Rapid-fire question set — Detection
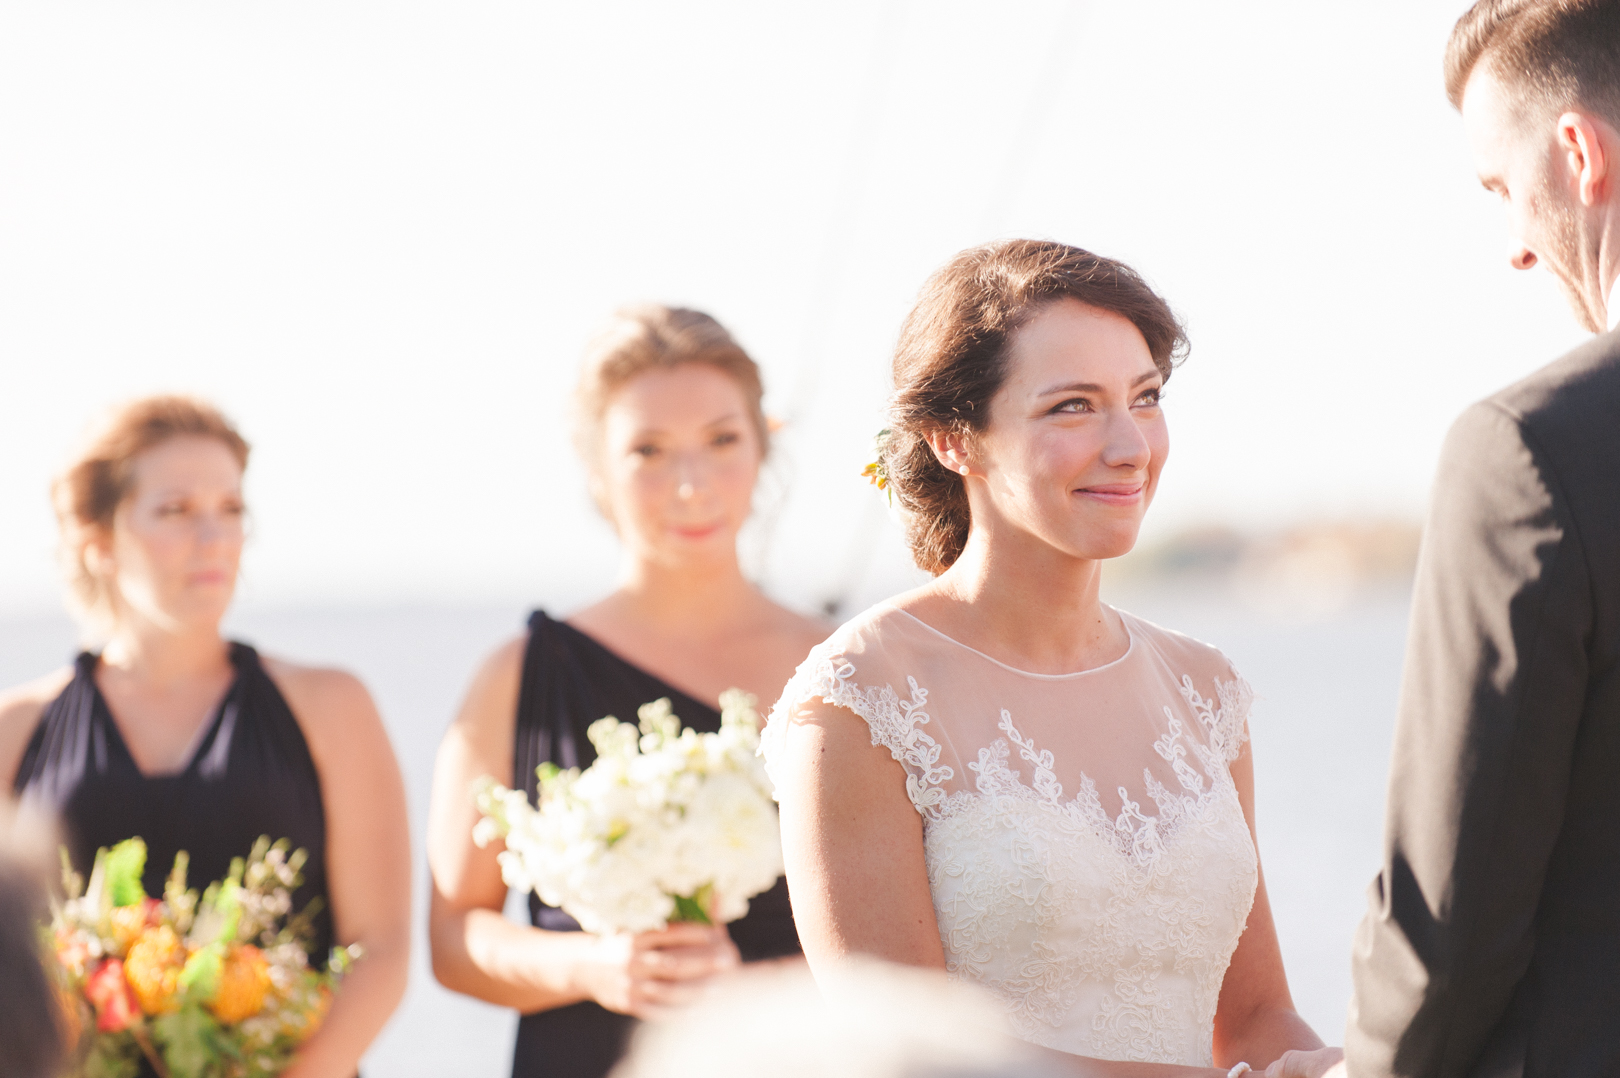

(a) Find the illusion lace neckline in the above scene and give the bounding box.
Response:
[882,604,1138,681]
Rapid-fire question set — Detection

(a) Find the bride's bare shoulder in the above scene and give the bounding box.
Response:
[1117,609,1241,680]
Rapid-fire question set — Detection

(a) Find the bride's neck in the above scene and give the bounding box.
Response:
[925,525,1122,675]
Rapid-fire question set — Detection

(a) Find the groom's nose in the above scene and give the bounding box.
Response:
[1511,244,1538,271]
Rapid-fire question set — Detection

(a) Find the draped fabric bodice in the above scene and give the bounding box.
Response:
[764,604,1258,1067]
[12,644,334,964]
[510,611,801,1078]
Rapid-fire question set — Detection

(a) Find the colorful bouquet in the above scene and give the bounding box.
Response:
[47,835,357,1078]
[474,689,783,935]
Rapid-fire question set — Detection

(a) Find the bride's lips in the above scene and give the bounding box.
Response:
[1074,481,1146,506]
[671,522,725,540]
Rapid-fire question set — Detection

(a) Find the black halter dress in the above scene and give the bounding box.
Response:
[12,643,335,964]
[510,611,801,1078]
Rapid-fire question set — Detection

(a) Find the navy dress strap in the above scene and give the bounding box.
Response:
[13,643,334,963]
[509,610,800,1078]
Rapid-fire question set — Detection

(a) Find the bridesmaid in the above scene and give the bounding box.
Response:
[0,396,410,1078]
[428,305,826,1078]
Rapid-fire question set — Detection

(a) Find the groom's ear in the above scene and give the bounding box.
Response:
[1555,110,1614,207]
[925,429,974,478]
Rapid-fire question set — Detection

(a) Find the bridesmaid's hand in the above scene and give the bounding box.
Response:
[578,923,741,1020]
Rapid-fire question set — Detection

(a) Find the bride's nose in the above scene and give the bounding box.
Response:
[1100,409,1152,470]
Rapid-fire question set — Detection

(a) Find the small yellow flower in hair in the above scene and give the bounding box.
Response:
[860,460,888,491]
[862,429,893,503]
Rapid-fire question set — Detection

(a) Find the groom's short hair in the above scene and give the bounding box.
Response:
[1445,0,1620,124]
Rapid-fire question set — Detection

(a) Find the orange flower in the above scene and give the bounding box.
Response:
[108,897,163,954]
[124,926,185,1016]
[208,945,272,1024]
[84,958,140,1033]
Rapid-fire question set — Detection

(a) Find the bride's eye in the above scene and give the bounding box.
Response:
[1052,397,1091,415]
[1134,388,1163,408]
[632,443,661,459]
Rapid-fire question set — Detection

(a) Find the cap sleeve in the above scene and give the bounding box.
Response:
[762,630,955,818]
[1171,649,1253,768]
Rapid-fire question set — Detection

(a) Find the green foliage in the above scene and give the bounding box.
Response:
[165,852,196,935]
[671,883,714,926]
[104,838,148,909]
[80,1034,141,1078]
[179,941,224,1002]
[328,941,363,975]
[192,877,243,951]
[153,1006,231,1078]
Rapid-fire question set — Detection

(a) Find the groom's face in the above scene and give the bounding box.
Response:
[1462,68,1604,332]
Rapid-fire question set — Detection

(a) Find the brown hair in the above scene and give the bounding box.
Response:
[1445,0,1620,121]
[0,830,64,1078]
[572,305,769,515]
[880,239,1187,576]
[52,396,250,627]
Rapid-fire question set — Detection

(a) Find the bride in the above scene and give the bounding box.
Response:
[763,240,1341,1077]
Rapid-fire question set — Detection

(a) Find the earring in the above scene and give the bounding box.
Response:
[959,466,970,476]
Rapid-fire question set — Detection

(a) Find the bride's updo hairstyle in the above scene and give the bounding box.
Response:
[572,304,770,517]
[883,239,1187,575]
[52,396,250,629]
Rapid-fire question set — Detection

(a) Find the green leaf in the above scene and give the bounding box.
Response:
[81,1033,142,1078]
[153,1005,229,1078]
[670,888,713,926]
[104,838,148,908]
[179,941,224,1002]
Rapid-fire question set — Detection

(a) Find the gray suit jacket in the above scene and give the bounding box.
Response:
[1346,331,1620,1077]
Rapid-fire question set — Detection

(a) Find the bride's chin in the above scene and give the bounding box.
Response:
[1065,526,1143,562]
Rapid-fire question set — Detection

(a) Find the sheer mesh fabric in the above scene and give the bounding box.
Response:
[764,604,1259,1066]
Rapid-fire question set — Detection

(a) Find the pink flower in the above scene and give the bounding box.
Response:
[84,958,140,1033]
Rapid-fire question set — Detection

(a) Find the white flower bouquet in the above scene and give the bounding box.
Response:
[472,689,783,935]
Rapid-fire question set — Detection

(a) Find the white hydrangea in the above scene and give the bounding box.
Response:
[473,689,784,936]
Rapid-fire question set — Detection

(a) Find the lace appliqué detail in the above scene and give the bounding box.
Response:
[958,673,1252,868]
[933,676,1257,1066]
[763,651,954,814]
[762,647,1260,1068]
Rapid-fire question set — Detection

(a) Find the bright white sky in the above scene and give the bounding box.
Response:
[0,1,1590,616]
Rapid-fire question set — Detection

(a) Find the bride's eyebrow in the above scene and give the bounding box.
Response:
[1038,370,1161,396]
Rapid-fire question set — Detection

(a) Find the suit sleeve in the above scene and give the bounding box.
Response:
[1345,401,1592,1078]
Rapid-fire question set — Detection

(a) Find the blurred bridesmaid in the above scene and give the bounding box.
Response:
[428,306,825,1078]
[0,396,410,1078]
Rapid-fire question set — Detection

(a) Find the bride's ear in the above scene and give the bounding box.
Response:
[925,430,974,478]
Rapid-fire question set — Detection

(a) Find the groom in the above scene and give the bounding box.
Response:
[1341,2,1620,1076]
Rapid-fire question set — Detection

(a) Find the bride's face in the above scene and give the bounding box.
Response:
[597,363,762,569]
[969,298,1167,561]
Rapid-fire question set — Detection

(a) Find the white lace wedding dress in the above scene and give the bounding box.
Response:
[763,604,1258,1067]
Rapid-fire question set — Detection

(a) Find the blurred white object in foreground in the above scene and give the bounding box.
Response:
[611,958,1070,1078]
